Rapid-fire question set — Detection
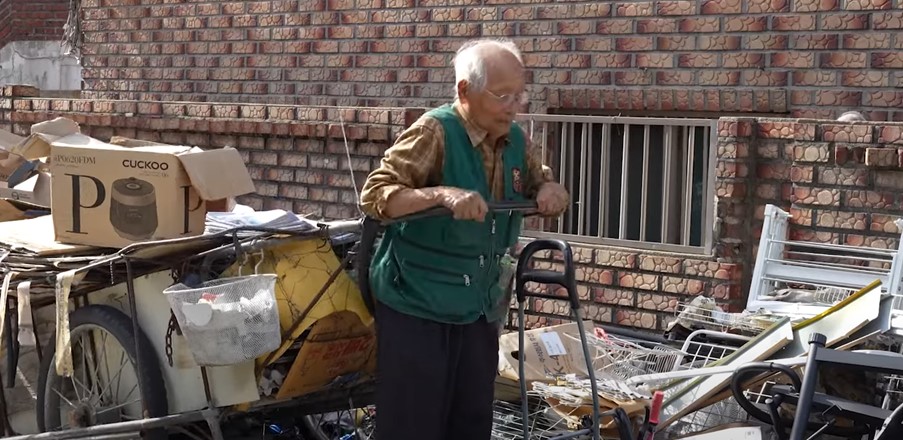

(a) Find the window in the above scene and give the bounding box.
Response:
[519,114,718,254]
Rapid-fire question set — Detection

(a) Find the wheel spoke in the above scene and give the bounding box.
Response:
[39,306,168,439]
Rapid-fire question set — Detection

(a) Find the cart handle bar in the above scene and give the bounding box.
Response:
[382,200,539,226]
[515,238,580,310]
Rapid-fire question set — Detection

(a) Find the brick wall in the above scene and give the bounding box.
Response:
[3,90,903,330]
[79,0,903,120]
[0,0,70,48]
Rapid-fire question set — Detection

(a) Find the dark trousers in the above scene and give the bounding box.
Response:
[375,300,498,440]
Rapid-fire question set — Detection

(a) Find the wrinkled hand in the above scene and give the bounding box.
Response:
[439,187,488,222]
[536,182,569,217]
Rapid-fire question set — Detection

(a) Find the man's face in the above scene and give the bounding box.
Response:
[462,57,527,139]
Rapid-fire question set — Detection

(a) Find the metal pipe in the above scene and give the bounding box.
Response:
[577,122,588,236]
[661,127,673,243]
[122,258,147,419]
[2,412,206,440]
[574,312,602,440]
[584,123,594,235]
[558,122,568,235]
[682,127,695,246]
[618,124,630,240]
[598,123,611,237]
[640,125,650,241]
[788,333,827,440]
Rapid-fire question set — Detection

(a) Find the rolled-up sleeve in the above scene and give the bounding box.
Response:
[359,118,444,220]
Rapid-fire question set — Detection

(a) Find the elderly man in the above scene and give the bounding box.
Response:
[359,38,569,439]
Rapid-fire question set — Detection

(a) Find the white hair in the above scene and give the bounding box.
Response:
[453,39,524,99]
[837,111,867,122]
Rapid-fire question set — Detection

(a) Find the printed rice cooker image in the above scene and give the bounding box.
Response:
[110,177,159,240]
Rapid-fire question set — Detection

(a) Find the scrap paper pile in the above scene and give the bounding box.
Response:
[205,209,319,237]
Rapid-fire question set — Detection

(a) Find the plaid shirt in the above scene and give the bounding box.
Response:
[360,103,551,220]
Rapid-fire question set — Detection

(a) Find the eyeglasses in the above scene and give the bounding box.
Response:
[484,89,528,107]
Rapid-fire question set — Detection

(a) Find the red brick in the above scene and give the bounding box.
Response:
[723,53,764,68]
[679,17,720,32]
[821,13,869,30]
[701,0,741,14]
[593,54,632,68]
[699,71,740,86]
[793,71,837,86]
[616,2,653,16]
[747,0,790,12]
[820,52,868,68]
[698,36,740,51]
[657,1,695,15]
[842,33,892,49]
[746,35,788,50]
[873,52,903,69]
[815,91,862,107]
[724,16,767,32]
[655,71,695,86]
[615,36,654,51]
[844,0,892,9]
[637,18,678,33]
[635,53,674,68]
[792,34,839,50]
[772,15,817,31]
[656,36,695,50]
[597,19,634,34]
[796,0,839,11]
[866,91,903,108]
[874,11,903,29]
[841,71,890,87]
[678,53,719,68]
[771,52,816,68]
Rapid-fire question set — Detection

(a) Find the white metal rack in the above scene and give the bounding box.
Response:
[746,204,903,335]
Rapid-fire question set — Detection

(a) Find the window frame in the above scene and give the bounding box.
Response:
[516,113,720,256]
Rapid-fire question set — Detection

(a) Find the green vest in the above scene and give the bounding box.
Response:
[369,104,527,324]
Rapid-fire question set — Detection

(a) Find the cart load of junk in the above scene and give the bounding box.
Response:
[0,117,896,440]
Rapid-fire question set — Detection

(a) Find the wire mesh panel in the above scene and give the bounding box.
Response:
[492,399,587,440]
[658,331,753,438]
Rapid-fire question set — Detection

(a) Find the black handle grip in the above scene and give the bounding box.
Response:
[515,238,580,310]
[382,200,538,226]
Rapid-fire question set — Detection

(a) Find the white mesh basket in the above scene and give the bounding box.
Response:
[163,274,281,367]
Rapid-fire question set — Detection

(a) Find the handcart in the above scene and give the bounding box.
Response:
[0,216,375,440]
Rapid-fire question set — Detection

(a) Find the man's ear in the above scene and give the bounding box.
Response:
[456,80,469,101]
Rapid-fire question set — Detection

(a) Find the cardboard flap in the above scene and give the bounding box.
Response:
[0,128,24,151]
[176,147,255,201]
[12,117,81,160]
[0,129,28,185]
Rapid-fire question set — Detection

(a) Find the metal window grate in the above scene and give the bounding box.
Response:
[517,114,718,255]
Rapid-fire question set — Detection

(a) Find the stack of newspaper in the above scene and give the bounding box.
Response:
[204,209,318,237]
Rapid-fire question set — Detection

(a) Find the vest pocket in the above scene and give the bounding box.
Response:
[402,258,473,287]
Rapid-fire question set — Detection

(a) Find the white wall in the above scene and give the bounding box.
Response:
[0,40,81,91]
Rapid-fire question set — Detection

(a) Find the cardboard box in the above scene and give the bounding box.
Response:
[40,120,256,248]
[0,171,51,208]
[498,321,606,384]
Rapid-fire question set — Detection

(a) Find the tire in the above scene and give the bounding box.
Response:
[36,304,169,439]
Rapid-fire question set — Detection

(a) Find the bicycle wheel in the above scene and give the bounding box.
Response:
[36,304,169,439]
